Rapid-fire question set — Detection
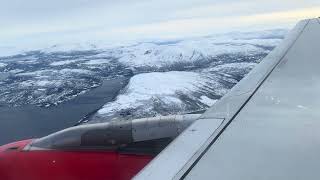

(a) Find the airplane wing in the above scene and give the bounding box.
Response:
[134,18,320,179]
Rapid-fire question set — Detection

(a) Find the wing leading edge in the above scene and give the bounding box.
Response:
[134,18,320,180]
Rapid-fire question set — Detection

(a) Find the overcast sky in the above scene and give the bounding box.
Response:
[1,0,320,46]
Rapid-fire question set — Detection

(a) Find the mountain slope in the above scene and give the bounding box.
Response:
[0,29,286,122]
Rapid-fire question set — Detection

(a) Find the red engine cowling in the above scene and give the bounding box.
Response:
[0,114,200,180]
[0,139,153,180]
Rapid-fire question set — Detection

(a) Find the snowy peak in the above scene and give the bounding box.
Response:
[0,29,287,58]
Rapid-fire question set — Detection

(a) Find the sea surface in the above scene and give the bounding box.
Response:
[0,77,128,145]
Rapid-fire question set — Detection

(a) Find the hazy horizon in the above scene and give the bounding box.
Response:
[1,0,319,47]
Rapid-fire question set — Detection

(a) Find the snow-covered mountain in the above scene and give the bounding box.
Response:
[91,62,256,122]
[0,29,287,121]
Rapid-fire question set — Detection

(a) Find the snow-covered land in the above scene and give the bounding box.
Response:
[110,36,281,70]
[0,29,287,120]
[95,71,214,120]
[92,62,256,121]
[0,63,7,67]
[49,60,80,66]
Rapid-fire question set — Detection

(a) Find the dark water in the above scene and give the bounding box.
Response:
[0,77,128,145]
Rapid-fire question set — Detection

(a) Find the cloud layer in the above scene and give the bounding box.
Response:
[1,0,319,46]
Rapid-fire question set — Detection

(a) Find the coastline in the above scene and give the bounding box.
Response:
[0,77,128,145]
